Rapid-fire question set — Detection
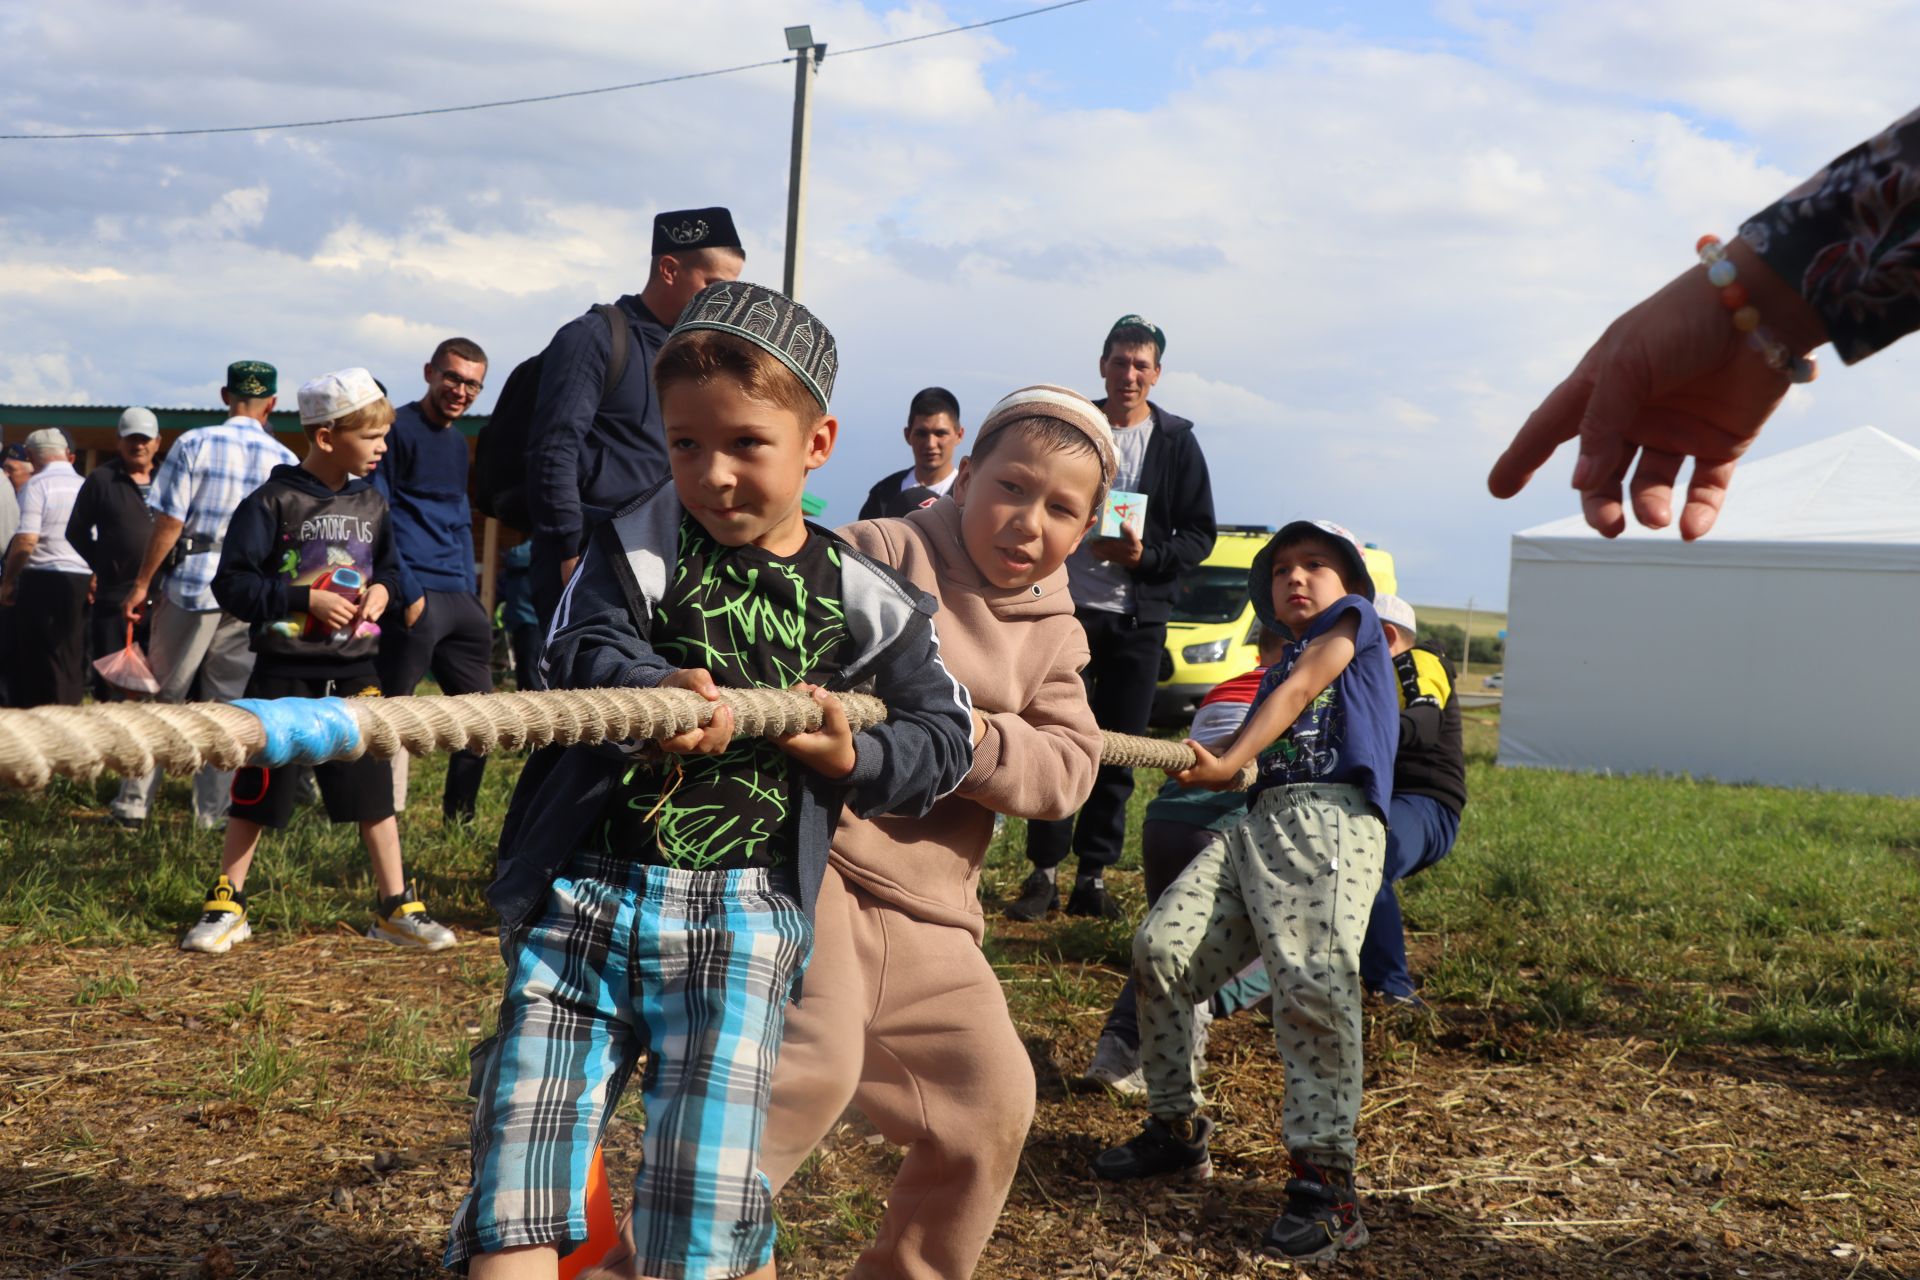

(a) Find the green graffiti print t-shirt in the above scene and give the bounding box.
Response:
[600,514,853,876]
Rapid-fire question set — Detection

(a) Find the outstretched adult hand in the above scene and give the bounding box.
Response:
[1487,239,1825,540]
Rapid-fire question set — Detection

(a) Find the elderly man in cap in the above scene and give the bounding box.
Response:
[110,362,299,830]
[1,429,91,706]
[1010,314,1217,921]
[525,205,745,624]
[68,407,160,701]
[373,337,496,823]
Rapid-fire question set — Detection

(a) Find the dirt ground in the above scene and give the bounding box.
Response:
[2,931,1916,1280]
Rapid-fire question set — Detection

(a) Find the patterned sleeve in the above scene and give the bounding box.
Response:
[1739,106,1920,364]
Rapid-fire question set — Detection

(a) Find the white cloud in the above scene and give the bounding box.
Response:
[0,352,92,404]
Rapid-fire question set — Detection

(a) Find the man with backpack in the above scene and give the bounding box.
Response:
[373,338,495,823]
[497,206,745,627]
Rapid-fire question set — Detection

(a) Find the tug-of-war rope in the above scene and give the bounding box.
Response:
[0,688,1252,793]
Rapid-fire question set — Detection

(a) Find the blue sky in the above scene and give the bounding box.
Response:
[3,1,1918,607]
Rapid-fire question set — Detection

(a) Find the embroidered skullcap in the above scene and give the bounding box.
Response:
[671,281,838,409]
[652,207,743,258]
[297,367,385,426]
[224,360,277,397]
[974,384,1117,483]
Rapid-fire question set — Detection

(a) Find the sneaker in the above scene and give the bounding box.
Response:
[1091,1113,1214,1181]
[1262,1159,1368,1262]
[180,876,252,954]
[1065,879,1122,919]
[105,814,144,831]
[367,883,457,951]
[1003,869,1060,921]
[1082,1030,1146,1096]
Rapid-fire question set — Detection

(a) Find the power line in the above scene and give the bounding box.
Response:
[0,0,1093,142]
[832,0,1090,57]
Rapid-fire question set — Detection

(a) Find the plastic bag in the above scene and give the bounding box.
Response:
[93,623,161,697]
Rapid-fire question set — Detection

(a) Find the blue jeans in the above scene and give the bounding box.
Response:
[1358,794,1461,999]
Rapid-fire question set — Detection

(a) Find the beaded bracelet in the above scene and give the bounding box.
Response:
[1695,235,1816,384]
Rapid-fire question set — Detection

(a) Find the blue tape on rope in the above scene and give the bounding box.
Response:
[232,696,364,766]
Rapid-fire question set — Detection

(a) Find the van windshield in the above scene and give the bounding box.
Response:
[1171,565,1249,625]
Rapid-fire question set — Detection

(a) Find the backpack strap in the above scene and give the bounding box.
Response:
[592,302,632,405]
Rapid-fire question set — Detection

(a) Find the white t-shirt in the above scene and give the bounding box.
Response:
[1067,416,1153,614]
[17,461,90,575]
[901,469,958,497]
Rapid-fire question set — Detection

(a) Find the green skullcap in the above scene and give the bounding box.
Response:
[224,360,277,398]
[1107,314,1166,358]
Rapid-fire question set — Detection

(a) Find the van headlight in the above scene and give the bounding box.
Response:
[1182,638,1232,664]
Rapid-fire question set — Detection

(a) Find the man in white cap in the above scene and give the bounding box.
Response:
[68,407,161,700]
[111,361,299,829]
[1,429,91,705]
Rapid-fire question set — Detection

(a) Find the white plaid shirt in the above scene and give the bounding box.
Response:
[149,415,298,611]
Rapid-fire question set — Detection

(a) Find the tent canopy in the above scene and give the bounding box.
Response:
[1513,426,1920,569]
[1501,426,1920,796]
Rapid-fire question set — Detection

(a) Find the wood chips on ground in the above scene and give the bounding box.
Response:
[1,932,1916,1279]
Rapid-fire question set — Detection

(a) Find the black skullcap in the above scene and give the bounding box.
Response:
[673,281,838,409]
[652,207,743,258]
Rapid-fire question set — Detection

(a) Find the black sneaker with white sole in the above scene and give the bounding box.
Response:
[1262,1159,1368,1261]
[1091,1113,1215,1181]
[1064,879,1122,919]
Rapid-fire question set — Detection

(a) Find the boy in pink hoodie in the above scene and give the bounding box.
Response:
[760,386,1116,1279]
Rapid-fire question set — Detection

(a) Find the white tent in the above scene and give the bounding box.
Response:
[1500,426,1920,796]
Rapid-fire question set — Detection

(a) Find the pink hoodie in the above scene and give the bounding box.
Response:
[832,497,1100,941]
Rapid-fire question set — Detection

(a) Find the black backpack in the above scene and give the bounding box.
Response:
[474,302,632,531]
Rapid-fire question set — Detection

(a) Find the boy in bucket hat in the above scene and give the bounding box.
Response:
[1092,519,1397,1264]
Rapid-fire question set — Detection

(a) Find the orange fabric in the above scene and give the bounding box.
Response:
[557,1146,619,1279]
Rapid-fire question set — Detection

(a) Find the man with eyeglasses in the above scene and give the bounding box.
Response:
[372,337,496,824]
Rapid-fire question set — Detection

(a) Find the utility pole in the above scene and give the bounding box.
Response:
[1462,595,1474,682]
[782,25,826,299]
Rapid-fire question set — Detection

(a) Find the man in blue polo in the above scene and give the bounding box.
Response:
[524,206,744,624]
[113,361,298,829]
[374,337,496,823]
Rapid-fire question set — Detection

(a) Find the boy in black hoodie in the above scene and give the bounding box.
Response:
[187,369,455,955]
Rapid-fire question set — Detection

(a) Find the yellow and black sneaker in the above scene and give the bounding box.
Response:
[367,882,456,951]
[180,875,252,954]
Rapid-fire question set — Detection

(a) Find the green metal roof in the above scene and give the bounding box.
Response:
[0,404,488,437]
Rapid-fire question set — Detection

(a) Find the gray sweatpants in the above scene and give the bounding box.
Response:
[1133,782,1385,1171]
[109,597,256,826]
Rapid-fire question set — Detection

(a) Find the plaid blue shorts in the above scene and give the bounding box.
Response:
[445,853,812,1279]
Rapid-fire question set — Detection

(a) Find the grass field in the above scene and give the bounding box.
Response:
[1409,603,1508,637]
[2,706,1917,1276]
